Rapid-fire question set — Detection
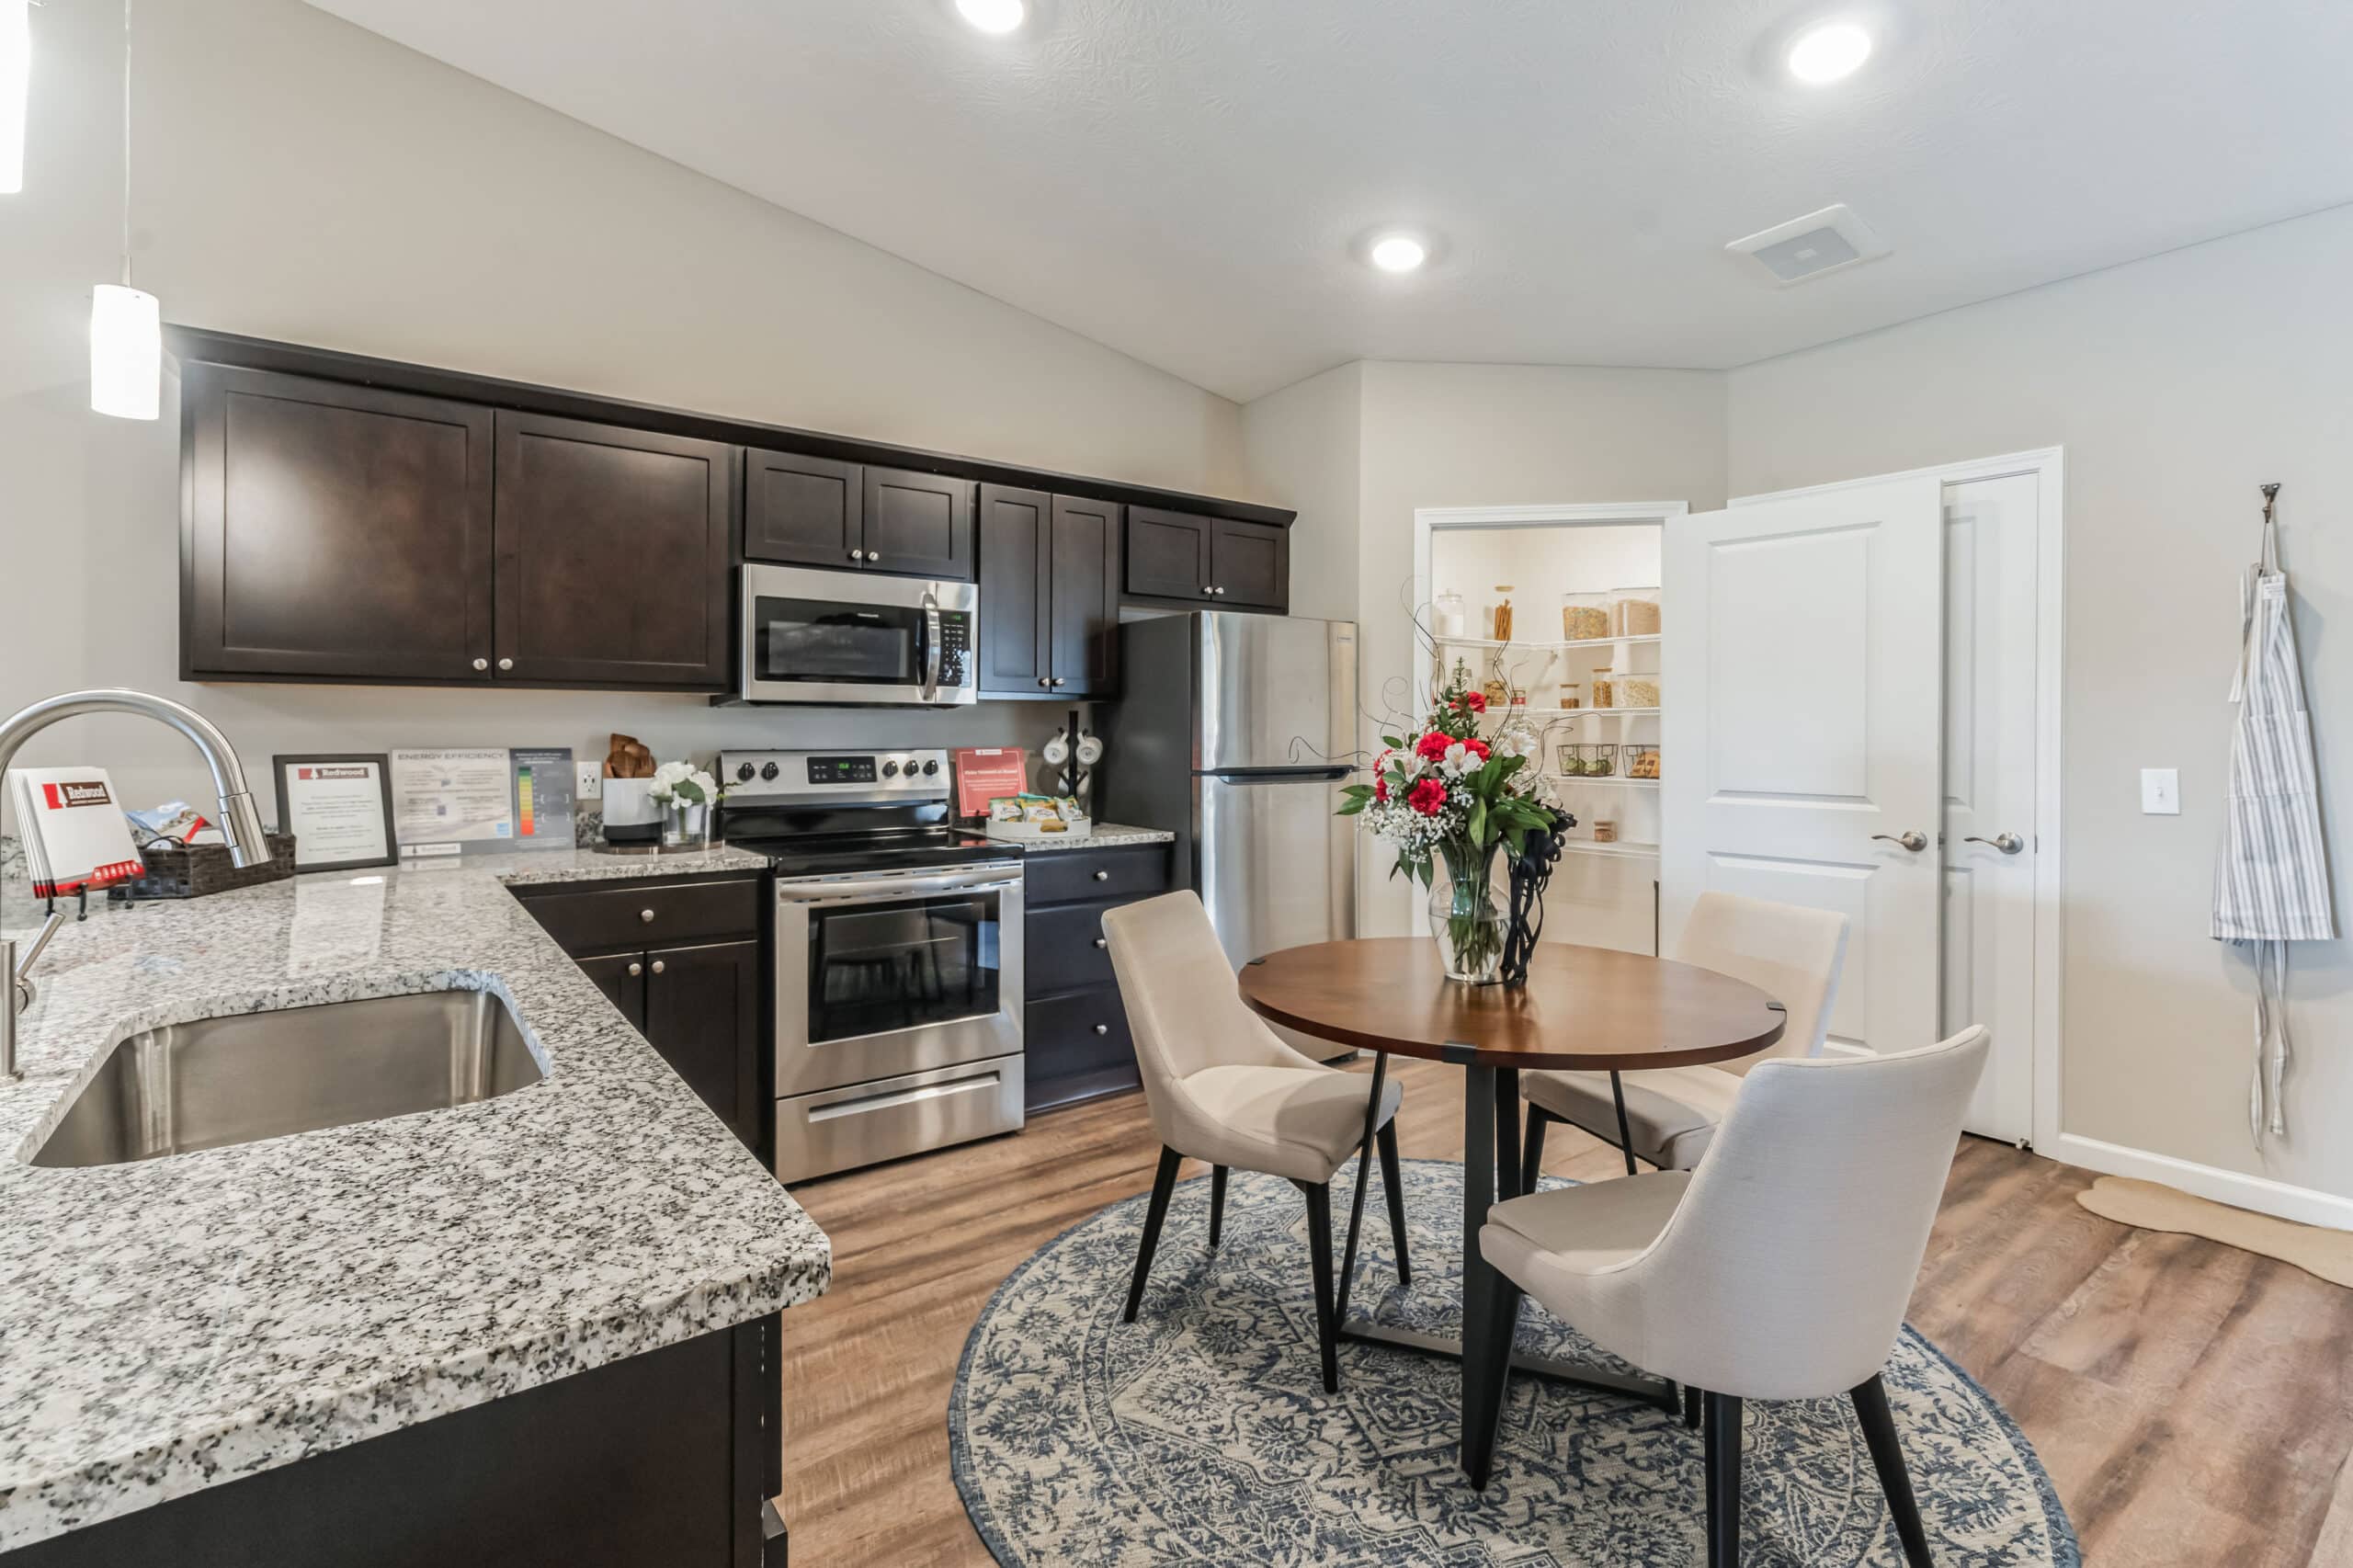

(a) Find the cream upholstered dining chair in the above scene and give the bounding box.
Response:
[1101,891,1407,1394]
[1472,1026,1990,1567]
[1519,892,1847,1183]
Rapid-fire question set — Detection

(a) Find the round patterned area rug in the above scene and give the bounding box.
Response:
[950,1160,2077,1567]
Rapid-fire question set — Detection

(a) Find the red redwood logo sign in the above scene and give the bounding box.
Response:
[40,780,113,809]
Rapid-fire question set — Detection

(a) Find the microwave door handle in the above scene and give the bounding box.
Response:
[920,591,943,704]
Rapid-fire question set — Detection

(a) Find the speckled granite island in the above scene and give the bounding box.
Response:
[0,846,828,1567]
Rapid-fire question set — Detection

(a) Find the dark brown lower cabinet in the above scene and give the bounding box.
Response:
[1024,844,1172,1113]
[6,1314,784,1568]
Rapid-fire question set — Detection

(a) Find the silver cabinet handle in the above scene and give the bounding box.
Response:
[651,959,665,975]
[1094,937,1107,949]
[1093,869,1109,881]
[497,657,514,671]
[472,657,489,671]
[1038,676,1051,688]
[1202,585,1216,597]
[639,908,656,924]
[849,549,865,561]
[868,552,881,562]
[1213,585,1226,596]
[1871,831,1929,853]
[1051,676,1066,687]
[627,961,642,977]
[1965,833,2026,855]
[1093,1023,1109,1036]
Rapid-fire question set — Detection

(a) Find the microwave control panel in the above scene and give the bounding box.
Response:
[938,610,972,688]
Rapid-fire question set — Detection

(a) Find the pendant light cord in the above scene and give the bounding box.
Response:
[119,0,131,290]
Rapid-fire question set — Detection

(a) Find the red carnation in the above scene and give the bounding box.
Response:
[1407,778,1447,816]
[1460,736,1491,762]
[1373,774,1390,802]
[1457,691,1488,713]
[1415,733,1451,761]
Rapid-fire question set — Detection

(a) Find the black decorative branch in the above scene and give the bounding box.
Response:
[1501,808,1574,990]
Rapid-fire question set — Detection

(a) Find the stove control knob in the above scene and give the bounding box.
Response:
[735,763,756,782]
[881,760,900,778]
[760,762,779,781]
[922,759,940,777]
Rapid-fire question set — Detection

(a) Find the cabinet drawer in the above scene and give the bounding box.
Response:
[1026,987,1137,1086]
[1024,845,1172,906]
[518,878,762,955]
[1026,900,1120,994]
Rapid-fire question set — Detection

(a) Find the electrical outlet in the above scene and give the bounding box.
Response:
[575,763,603,801]
[2141,767,2179,815]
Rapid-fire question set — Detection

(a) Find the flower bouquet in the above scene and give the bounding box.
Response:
[1339,660,1568,984]
[648,760,723,849]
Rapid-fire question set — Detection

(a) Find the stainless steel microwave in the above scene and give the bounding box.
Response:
[737,563,978,706]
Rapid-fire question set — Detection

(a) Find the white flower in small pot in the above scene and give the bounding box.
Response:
[648,761,724,847]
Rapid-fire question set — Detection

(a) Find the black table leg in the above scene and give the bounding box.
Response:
[1335,1051,1390,1326]
[1495,1067,1523,1202]
[1459,1062,1501,1484]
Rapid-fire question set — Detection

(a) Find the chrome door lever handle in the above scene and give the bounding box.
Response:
[1964,833,2026,855]
[1871,831,1929,852]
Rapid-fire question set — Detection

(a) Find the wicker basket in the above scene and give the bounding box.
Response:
[116,833,300,901]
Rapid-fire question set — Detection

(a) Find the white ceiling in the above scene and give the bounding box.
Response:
[305,0,2353,403]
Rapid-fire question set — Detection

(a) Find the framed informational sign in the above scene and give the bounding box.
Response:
[272,754,396,872]
[390,748,577,859]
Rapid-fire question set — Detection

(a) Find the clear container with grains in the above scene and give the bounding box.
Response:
[1562,592,1610,642]
[1589,667,1615,708]
[1490,587,1516,642]
[1558,680,1582,710]
[1611,585,1662,637]
[1593,817,1619,845]
[1616,674,1662,710]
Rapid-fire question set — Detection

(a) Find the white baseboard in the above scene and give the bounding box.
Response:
[2046,1131,2353,1233]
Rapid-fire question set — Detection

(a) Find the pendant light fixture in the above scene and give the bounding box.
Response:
[1,0,28,194]
[91,0,158,420]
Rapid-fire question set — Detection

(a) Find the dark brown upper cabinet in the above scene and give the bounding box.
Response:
[182,365,495,683]
[1125,506,1213,602]
[977,486,1122,699]
[492,411,736,689]
[743,449,861,568]
[1211,517,1289,610]
[861,466,974,582]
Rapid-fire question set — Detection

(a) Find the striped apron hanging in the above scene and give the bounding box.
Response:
[2211,509,2335,1142]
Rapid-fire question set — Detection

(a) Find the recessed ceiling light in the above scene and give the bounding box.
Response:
[1786,22,1871,84]
[1368,233,1428,274]
[955,0,1026,34]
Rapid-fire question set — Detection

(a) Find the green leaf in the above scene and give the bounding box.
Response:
[1338,782,1373,800]
[1381,734,1405,750]
[1336,795,1368,816]
[1468,800,1488,845]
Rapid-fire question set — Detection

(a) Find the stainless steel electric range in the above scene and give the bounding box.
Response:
[717,748,1024,1183]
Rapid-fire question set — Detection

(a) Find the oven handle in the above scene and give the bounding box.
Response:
[775,865,1024,905]
[920,590,943,704]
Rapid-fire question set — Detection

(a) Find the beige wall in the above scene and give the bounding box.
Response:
[1727,205,2353,1200]
[1240,363,1363,625]
[0,0,1245,834]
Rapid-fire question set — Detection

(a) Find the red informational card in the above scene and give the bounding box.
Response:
[952,748,1028,818]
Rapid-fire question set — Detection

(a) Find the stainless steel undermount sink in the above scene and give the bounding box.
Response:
[30,990,546,1168]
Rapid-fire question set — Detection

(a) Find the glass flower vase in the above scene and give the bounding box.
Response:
[1428,839,1506,985]
[661,801,708,851]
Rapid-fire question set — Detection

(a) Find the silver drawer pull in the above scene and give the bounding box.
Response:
[498,657,514,671]
[640,908,656,923]
[627,961,642,977]
[1093,869,1109,881]
[651,959,665,974]
[1093,1023,1109,1036]
[806,1073,1000,1122]
[472,657,489,671]
[1094,937,1107,949]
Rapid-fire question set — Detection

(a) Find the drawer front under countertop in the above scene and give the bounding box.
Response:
[517,876,762,955]
[1022,844,1172,905]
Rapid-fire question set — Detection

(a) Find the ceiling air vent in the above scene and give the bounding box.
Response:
[1725,204,1889,286]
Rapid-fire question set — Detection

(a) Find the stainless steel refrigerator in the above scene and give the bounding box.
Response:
[1099,613,1358,973]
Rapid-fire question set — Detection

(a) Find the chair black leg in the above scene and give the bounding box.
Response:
[1299,1180,1341,1393]
[1123,1146,1183,1324]
[1683,1382,1702,1430]
[1703,1392,1742,1567]
[1208,1165,1228,1248]
[1520,1105,1551,1193]
[1608,1071,1640,1176]
[1852,1374,1934,1566]
[1376,1119,1412,1286]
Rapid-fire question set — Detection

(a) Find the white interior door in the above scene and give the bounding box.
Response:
[1663,476,1946,1057]
[1941,473,2040,1141]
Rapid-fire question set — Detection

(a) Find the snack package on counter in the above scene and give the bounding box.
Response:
[125,801,217,846]
[984,794,1091,836]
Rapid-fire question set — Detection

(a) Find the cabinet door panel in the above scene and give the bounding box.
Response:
[1211,518,1289,610]
[1125,506,1211,601]
[745,449,862,567]
[493,412,735,689]
[1049,496,1122,696]
[861,467,974,582]
[575,951,647,1032]
[976,483,1051,697]
[640,938,763,1153]
[184,365,494,681]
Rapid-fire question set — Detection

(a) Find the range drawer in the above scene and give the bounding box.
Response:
[1026,987,1136,1085]
[1026,899,1120,994]
[517,877,762,956]
[774,1053,1023,1184]
[1023,844,1171,906]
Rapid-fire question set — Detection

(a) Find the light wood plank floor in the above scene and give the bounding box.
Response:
[777,1060,2353,1565]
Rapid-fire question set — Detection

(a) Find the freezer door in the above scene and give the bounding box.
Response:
[1197,614,1357,774]
[1197,770,1357,968]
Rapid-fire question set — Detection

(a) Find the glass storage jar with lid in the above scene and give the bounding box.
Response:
[1615,672,1662,710]
[1558,679,1582,710]
[1589,666,1615,708]
[1562,592,1610,642]
[1434,592,1468,639]
[1611,585,1662,637]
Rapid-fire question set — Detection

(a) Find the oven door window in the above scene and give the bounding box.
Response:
[807,892,1001,1043]
[754,597,925,688]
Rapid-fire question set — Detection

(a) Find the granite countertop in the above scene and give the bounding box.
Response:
[988,822,1174,853]
[0,845,825,1551]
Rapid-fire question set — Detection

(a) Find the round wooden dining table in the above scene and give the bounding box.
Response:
[1239,937,1786,1485]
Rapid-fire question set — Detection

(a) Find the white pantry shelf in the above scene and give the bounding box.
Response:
[1434,633,1661,653]
[1543,706,1661,720]
[1558,839,1661,859]
[1552,776,1660,789]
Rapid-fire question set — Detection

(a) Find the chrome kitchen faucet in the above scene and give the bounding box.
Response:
[1,690,272,1079]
